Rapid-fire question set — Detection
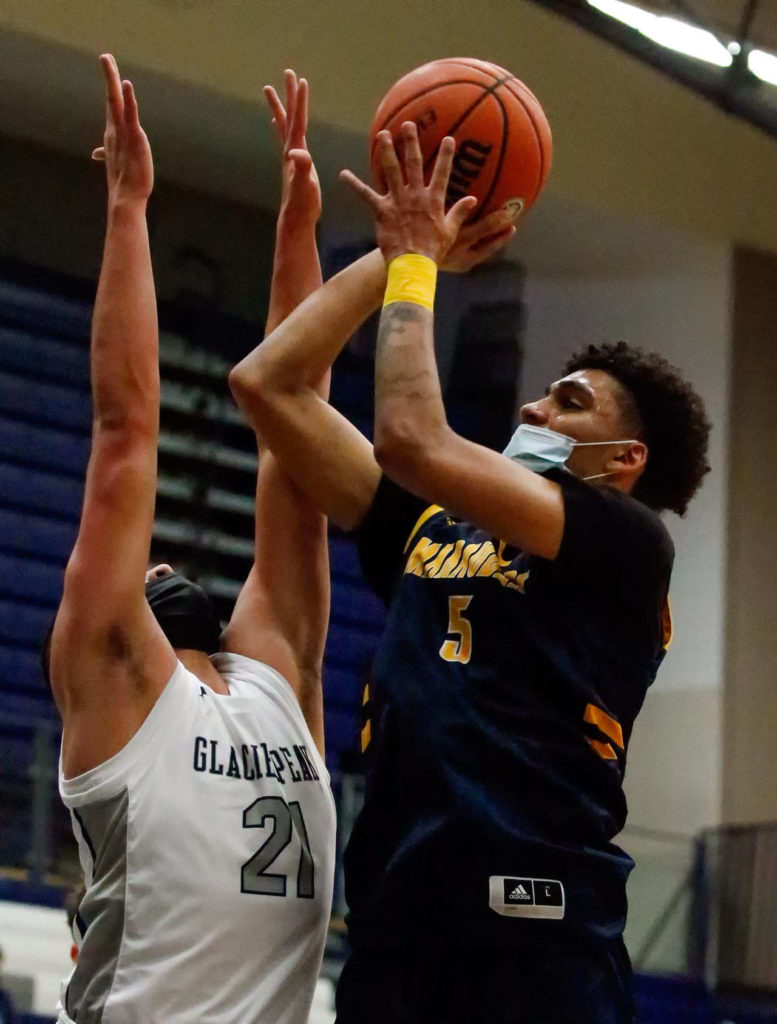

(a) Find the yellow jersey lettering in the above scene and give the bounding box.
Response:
[476,551,502,578]
[461,542,494,575]
[513,570,530,593]
[449,542,481,578]
[405,537,442,576]
[495,540,514,566]
[404,534,531,592]
[425,543,456,577]
[438,539,467,577]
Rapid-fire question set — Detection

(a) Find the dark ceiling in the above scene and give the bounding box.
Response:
[529,0,777,139]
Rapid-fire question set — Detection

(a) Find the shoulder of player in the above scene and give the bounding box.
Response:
[555,472,674,572]
[599,485,674,562]
[50,600,176,721]
[557,470,665,530]
[58,657,192,778]
[356,475,429,544]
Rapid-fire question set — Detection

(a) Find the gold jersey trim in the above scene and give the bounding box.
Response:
[662,596,674,650]
[404,504,444,555]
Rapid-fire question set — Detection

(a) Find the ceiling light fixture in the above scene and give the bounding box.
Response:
[587,0,734,68]
[749,48,777,87]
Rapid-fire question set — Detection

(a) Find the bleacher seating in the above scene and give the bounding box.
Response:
[0,262,389,880]
[0,246,526,899]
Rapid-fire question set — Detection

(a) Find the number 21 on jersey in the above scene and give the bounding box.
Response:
[241,796,314,898]
[440,595,473,664]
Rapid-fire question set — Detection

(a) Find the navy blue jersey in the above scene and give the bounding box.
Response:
[346,469,673,951]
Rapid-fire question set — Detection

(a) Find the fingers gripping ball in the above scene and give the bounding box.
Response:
[369,58,552,223]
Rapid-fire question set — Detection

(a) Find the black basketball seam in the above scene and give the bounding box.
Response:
[375,78,503,135]
[429,73,512,142]
[448,59,547,175]
[373,64,546,215]
[501,80,548,194]
[419,72,513,174]
[433,58,512,84]
[425,58,509,81]
[420,73,518,219]
[474,88,511,219]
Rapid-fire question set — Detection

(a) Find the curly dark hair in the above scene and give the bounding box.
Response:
[562,341,711,515]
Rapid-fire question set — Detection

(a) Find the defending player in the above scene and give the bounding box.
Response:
[49,57,334,1023]
[230,124,710,1022]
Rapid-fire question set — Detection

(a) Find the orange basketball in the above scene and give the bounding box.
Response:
[369,57,552,222]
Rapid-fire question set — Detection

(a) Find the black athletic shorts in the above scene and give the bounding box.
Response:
[335,939,638,1024]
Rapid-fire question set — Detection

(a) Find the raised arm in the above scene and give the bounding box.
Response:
[229,131,515,532]
[230,242,385,531]
[342,123,566,560]
[50,55,176,776]
[223,72,330,752]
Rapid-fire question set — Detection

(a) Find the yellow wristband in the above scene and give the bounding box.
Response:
[383,253,438,311]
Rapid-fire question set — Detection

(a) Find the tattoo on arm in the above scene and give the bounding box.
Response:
[376,302,437,401]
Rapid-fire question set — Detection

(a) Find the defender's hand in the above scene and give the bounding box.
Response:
[92,54,153,203]
[341,121,476,266]
[264,70,321,227]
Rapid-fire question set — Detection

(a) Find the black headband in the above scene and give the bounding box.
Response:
[145,573,222,655]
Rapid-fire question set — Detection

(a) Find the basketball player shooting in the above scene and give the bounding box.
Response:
[48,57,335,1023]
[236,109,711,1022]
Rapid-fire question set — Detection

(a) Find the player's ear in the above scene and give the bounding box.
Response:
[608,441,648,478]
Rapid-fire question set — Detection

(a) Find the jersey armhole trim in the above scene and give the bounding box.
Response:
[403,504,444,554]
[59,660,185,800]
[662,594,674,650]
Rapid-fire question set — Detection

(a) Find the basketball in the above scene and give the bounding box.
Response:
[369,57,552,222]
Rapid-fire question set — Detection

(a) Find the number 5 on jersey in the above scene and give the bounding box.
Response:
[440,595,473,664]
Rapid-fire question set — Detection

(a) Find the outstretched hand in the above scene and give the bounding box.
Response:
[92,54,153,203]
[341,121,515,268]
[264,70,321,227]
[341,122,474,265]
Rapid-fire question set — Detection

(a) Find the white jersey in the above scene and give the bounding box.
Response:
[57,653,336,1024]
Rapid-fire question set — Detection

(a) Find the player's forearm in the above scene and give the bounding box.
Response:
[231,247,385,406]
[91,198,159,434]
[275,471,330,676]
[257,216,330,664]
[264,216,328,401]
[373,300,449,484]
[265,216,322,336]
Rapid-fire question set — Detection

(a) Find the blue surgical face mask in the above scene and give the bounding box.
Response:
[502,423,638,480]
[503,423,576,474]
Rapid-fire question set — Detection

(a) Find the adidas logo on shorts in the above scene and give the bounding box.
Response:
[507,883,532,902]
[489,875,566,920]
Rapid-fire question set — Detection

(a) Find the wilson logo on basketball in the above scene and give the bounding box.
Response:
[446,139,492,206]
[369,58,553,222]
[414,107,437,132]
